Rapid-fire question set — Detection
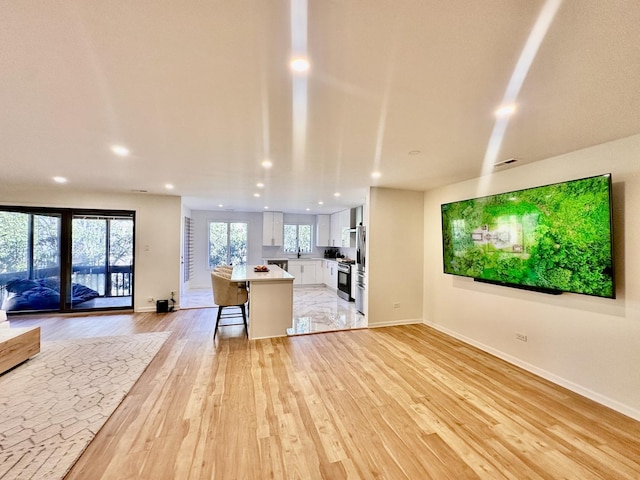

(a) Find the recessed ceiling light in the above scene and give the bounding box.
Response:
[334,192,341,197]
[53,176,67,183]
[218,204,224,208]
[290,57,310,73]
[256,182,265,188]
[306,208,311,211]
[371,171,382,179]
[254,193,261,198]
[318,201,324,205]
[261,159,273,169]
[111,145,130,157]
[494,157,519,167]
[264,206,269,210]
[165,183,174,190]
[495,104,517,117]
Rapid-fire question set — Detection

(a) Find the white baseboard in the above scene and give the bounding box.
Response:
[134,306,181,313]
[368,318,423,328]
[425,321,640,422]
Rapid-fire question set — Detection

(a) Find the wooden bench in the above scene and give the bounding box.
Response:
[0,326,41,375]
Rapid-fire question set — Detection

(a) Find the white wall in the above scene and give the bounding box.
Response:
[423,134,640,420]
[0,187,182,312]
[368,187,424,326]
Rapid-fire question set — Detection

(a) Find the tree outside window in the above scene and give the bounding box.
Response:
[209,222,247,267]
[284,224,312,254]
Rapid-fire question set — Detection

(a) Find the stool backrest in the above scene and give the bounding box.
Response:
[211,272,247,306]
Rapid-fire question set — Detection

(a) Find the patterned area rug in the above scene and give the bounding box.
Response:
[0,332,170,480]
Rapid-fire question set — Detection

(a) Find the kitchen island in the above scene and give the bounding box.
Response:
[231,264,295,340]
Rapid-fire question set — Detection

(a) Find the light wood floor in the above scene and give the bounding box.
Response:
[9,310,640,479]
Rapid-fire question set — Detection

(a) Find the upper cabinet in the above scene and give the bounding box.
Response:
[328,209,352,247]
[340,209,352,247]
[355,205,364,227]
[329,212,340,247]
[316,214,331,247]
[262,211,284,246]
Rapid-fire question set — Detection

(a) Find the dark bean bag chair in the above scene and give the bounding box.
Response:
[71,283,100,303]
[2,285,60,311]
[1,278,100,311]
[5,278,39,294]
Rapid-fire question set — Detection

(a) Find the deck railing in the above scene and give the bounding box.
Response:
[0,264,133,299]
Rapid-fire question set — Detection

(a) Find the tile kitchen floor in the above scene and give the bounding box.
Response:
[180,288,213,309]
[180,285,366,335]
[289,285,366,335]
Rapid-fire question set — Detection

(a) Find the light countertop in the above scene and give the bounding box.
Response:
[262,257,342,263]
[232,264,294,282]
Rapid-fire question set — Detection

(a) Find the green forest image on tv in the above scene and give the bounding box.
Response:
[441,175,614,298]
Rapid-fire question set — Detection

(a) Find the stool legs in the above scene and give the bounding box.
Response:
[213,304,248,339]
[240,304,248,338]
[214,306,223,339]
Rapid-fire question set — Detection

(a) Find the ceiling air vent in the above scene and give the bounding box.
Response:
[131,189,148,193]
[494,158,518,168]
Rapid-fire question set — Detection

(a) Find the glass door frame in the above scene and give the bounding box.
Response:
[0,205,135,314]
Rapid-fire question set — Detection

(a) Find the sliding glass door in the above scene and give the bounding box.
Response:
[0,211,61,312]
[0,207,134,314]
[71,215,134,309]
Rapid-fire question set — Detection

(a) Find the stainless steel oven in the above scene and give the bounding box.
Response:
[337,262,352,301]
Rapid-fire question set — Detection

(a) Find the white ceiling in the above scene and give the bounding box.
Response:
[1,1,639,214]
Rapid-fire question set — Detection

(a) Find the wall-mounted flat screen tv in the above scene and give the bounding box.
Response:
[441,173,615,298]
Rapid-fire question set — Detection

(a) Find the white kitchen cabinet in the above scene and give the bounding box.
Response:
[323,260,337,290]
[328,209,354,247]
[329,210,349,247]
[329,213,340,247]
[315,214,331,247]
[339,209,352,247]
[303,263,317,285]
[288,263,303,285]
[323,261,330,285]
[262,211,284,246]
[289,260,320,285]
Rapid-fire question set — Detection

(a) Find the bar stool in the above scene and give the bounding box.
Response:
[210,272,248,338]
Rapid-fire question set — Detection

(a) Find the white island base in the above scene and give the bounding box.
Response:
[232,265,295,340]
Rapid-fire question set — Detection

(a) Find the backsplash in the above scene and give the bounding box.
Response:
[261,245,355,260]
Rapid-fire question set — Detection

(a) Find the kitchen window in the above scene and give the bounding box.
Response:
[283,224,312,254]
[208,221,247,267]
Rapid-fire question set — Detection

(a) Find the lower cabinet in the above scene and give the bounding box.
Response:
[288,261,320,285]
[288,259,338,287]
[323,260,337,290]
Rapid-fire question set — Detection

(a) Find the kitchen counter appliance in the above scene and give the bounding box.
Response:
[355,225,366,314]
[355,270,365,314]
[337,260,354,301]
